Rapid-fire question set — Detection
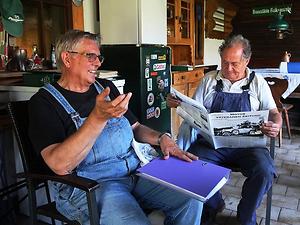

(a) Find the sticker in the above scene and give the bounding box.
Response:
[147,93,155,106]
[147,78,152,91]
[146,107,155,119]
[150,71,158,76]
[159,92,165,101]
[154,107,161,118]
[158,55,166,61]
[151,54,158,60]
[153,63,166,71]
[157,79,165,92]
[145,68,149,78]
[146,56,150,66]
[161,101,167,110]
[164,78,169,87]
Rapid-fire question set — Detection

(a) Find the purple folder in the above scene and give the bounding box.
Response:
[137,157,231,202]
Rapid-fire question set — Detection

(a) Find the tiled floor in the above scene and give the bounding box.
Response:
[6,134,300,225]
[215,133,300,225]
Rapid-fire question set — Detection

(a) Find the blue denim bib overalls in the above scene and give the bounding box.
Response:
[42,81,141,222]
[210,71,254,113]
[188,72,276,225]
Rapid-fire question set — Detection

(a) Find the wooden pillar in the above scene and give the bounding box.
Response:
[72,3,84,30]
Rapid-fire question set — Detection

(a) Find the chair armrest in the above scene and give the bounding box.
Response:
[20,172,100,192]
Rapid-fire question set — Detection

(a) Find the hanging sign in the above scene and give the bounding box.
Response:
[252,4,292,16]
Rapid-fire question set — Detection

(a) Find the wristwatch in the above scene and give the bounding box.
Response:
[158,132,172,145]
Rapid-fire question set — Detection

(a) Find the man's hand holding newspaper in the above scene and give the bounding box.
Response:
[170,87,269,149]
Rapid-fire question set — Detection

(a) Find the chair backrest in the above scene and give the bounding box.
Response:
[7,101,52,175]
[264,77,288,108]
[8,101,100,225]
[204,65,218,74]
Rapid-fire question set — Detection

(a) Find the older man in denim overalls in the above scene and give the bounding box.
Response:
[167,35,282,225]
[28,30,203,225]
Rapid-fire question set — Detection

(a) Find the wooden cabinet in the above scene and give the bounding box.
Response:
[167,0,194,45]
[167,0,195,66]
[171,68,204,136]
[167,0,205,136]
[167,0,204,66]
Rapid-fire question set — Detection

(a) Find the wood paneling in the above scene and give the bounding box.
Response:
[205,0,238,39]
[231,0,300,68]
[16,0,73,59]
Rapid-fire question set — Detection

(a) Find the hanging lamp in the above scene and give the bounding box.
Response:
[268,12,290,39]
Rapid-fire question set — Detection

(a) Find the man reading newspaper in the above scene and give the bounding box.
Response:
[167,35,282,225]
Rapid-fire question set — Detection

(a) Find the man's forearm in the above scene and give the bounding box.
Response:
[269,108,282,127]
[132,122,163,146]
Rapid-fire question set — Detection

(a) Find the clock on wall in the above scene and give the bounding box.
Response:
[72,0,83,7]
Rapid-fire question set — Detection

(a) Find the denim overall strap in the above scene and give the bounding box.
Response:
[42,83,82,128]
[241,71,255,91]
[43,81,108,112]
[94,80,111,101]
[43,82,139,179]
[215,80,223,92]
[210,72,255,113]
[214,71,255,92]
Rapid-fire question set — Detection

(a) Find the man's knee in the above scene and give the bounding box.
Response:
[252,162,275,182]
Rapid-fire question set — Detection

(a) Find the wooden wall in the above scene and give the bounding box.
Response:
[231,1,300,68]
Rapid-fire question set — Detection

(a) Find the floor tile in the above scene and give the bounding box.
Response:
[286,186,300,198]
[278,208,300,225]
[277,174,300,187]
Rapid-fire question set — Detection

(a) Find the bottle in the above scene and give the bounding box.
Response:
[50,44,56,69]
[32,44,41,65]
[32,44,38,59]
[282,51,291,62]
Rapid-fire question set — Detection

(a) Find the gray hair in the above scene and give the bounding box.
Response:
[55,29,101,69]
[218,34,252,60]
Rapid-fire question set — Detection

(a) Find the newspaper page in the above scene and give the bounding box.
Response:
[170,87,269,149]
[208,111,269,148]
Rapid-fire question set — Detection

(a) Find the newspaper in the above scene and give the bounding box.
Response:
[131,138,159,166]
[171,87,269,149]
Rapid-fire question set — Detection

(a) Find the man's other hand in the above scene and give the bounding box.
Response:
[159,134,198,162]
[166,93,181,108]
[94,87,132,120]
[261,121,281,138]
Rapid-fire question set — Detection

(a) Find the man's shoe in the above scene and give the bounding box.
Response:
[216,199,225,213]
[201,199,225,225]
[236,211,259,225]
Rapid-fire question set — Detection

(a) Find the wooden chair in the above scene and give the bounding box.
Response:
[224,137,275,225]
[7,101,100,225]
[204,65,218,74]
[264,77,293,147]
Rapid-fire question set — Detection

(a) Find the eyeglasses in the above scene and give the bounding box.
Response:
[221,59,246,69]
[68,51,104,63]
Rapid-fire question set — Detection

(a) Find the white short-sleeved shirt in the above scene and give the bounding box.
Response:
[193,68,277,112]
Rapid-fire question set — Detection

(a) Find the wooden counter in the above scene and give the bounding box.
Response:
[0,71,126,102]
[0,72,39,102]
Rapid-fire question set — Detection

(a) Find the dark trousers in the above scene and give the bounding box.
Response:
[188,139,276,225]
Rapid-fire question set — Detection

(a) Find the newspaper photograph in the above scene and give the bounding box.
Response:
[170,87,269,149]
